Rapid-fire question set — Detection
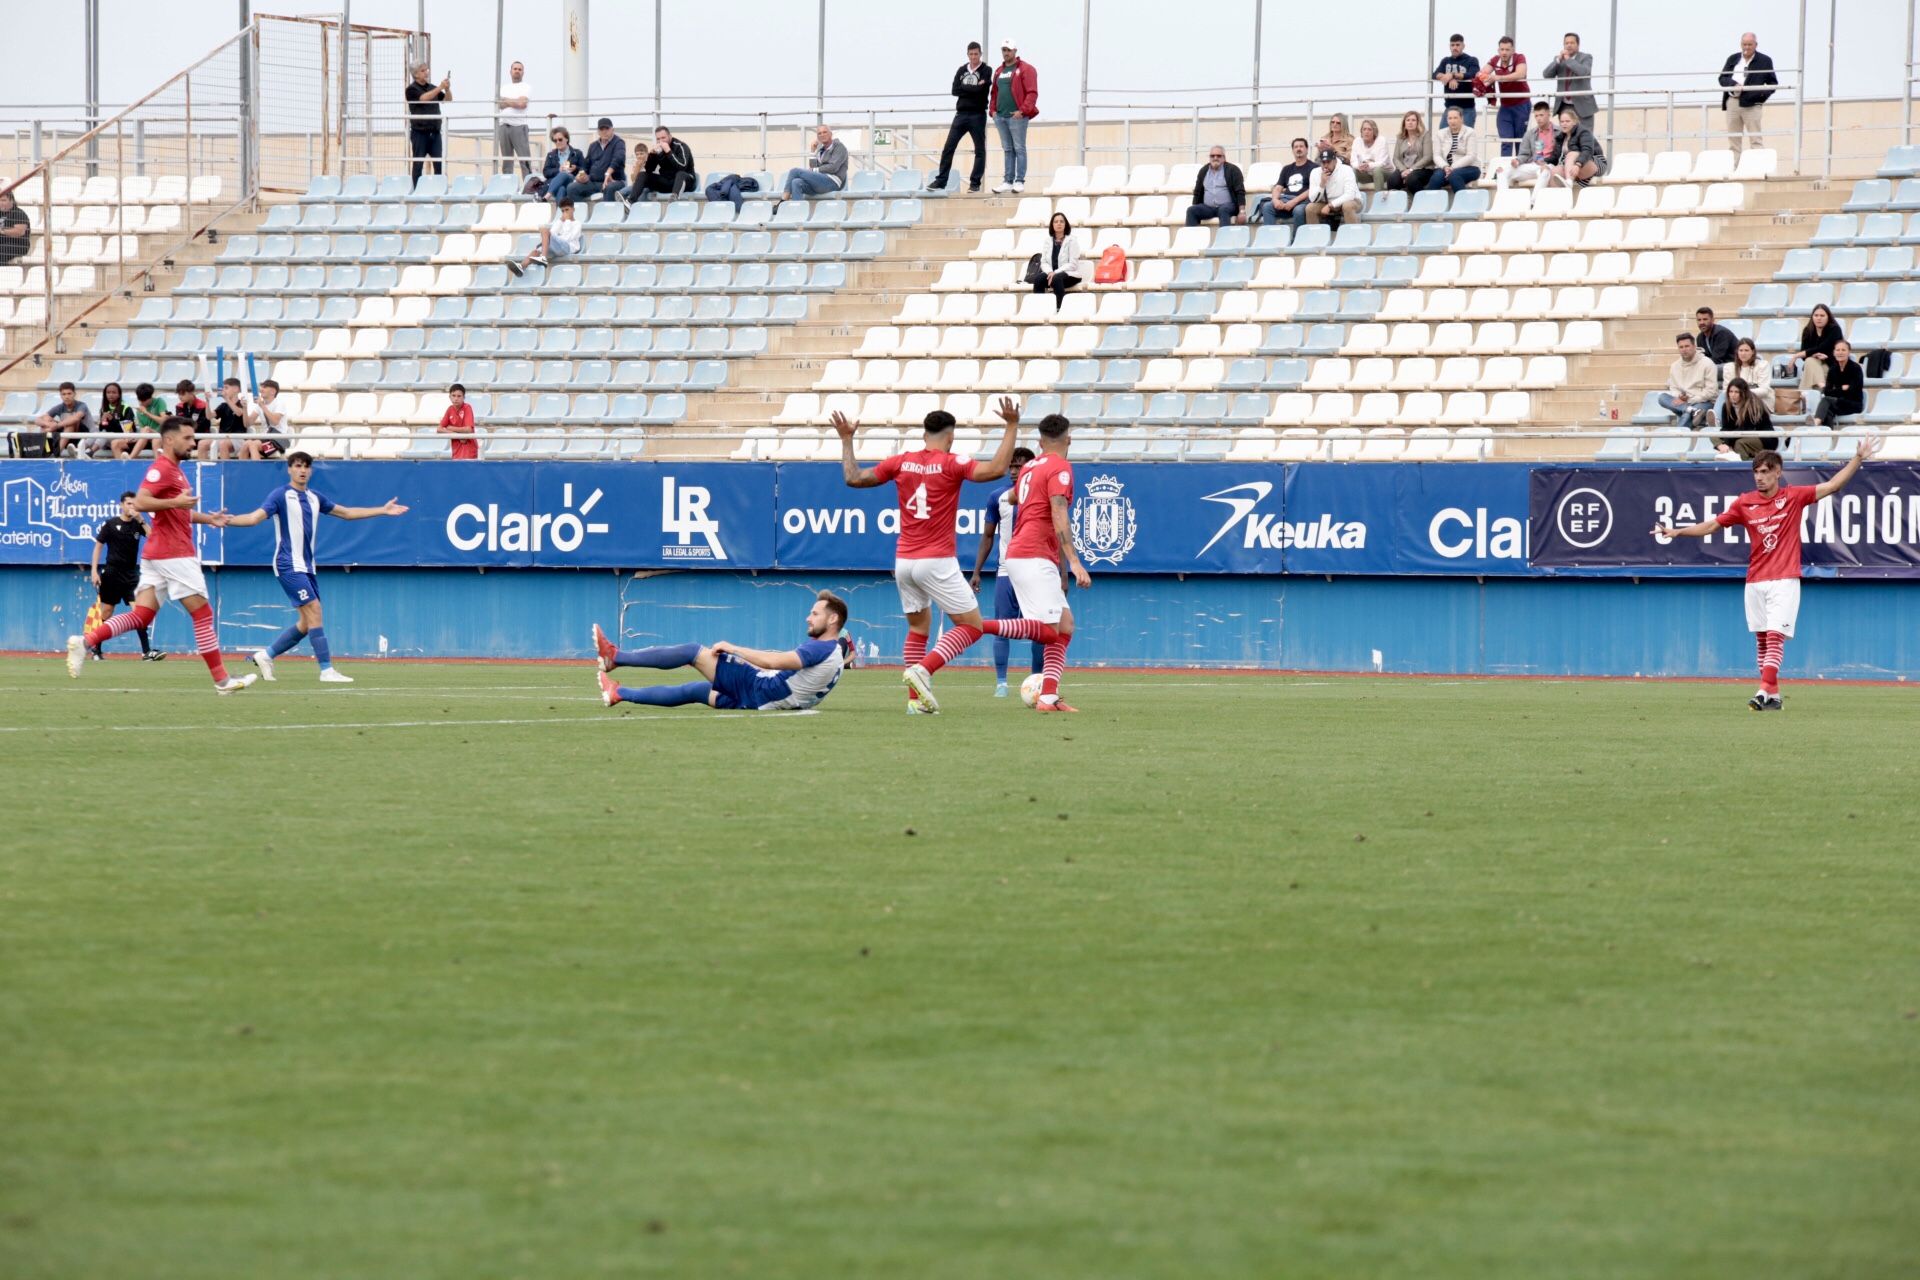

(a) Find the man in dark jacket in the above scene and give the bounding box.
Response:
[562,118,627,202]
[621,126,697,204]
[1694,307,1738,367]
[538,126,585,200]
[931,43,992,193]
[1184,146,1246,226]
[1718,32,1777,157]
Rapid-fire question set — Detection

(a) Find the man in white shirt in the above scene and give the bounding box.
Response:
[496,60,532,178]
[1303,149,1360,229]
[506,200,583,276]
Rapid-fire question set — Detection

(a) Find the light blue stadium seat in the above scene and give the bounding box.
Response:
[880,198,922,228]
[1857,212,1904,246]
[844,199,884,228]
[686,360,727,391]
[624,203,663,228]
[1213,257,1255,287]
[576,327,615,355]
[1374,255,1419,287]
[247,265,290,294]
[1788,282,1835,313]
[639,392,687,424]
[1174,291,1216,322]
[1206,225,1252,256]
[490,358,531,387]
[1594,427,1638,461]
[691,231,733,261]
[586,201,624,227]
[887,169,926,193]
[1295,289,1341,322]
[691,325,728,353]
[847,171,885,195]
[608,392,648,422]
[1135,324,1180,357]
[1264,357,1308,389]
[1844,179,1892,211]
[367,174,410,202]
[1174,258,1213,288]
[90,329,129,355]
[1094,359,1142,392]
[1775,248,1822,281]
[1851,315,1894,348]
[246,297,283,323]
[1103,425,1150,459]
[337,203,375,229]
[809,199,849,225]
[657,295,694,323]
[262,205,299,230]
[1411,222,1454,253]
[1835,281,1879,315]
[608,426,648,459]
[1864,388,1915,424]
[1407,189,1450,220]
[565,392,611,425]
[650,359,692,390]
[724,263,772,297]
[1865,246,1916,279]
[1754,316,1798,350]
[688,264,728,293]
[1301,323,1347,356]
[729,328,769,357]
[1328,223,1372,255]
[1287,224,1333,254]
[1094,327,1139,359]
[1257,324,1304,356]
[1056,358,1101,390]
[424,329,465,355]
[299,175,341,202]
[273,330,315,357]
[770,295,809,322]
[653,230,693,261]
[1364,189,1410,221]
[769,230,809,259]
[573,359,613,387]
[315,297,356,327]
[222,234,259,260]
[1743,282,1790,315]
[1369,223,1415,254]
[1879,145,1920,177]
[1629,390,1670,424]
[1250,224,1290,253]
[405,174,448,202]
[725,230,770,260]
[341,358,381,389]
[1133,292,1177,321]
[613,330,652,359]
[175,265,216,293]
[1900,212,1920,243]
[847,229,886,258]
[1890,178,1920,211]
[579,295,617,324]
[1144,429,1188,461]
[132,298,172,325]
[616,230,658,258]
[526,392,570,425]
[1878,280,1920,316]
[381,329,421,357]
[1810,213,1857,246]
[696,203,737,227]
[476,174,519,201]
[1334,256,1376,287]
[659,202,699,228]
[1640,427,1691,461]
[1444,188,1490,221]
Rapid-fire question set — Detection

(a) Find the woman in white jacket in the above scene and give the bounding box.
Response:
[1349,118,1393,191]
[1714,336,1774,422]
[1034,211,1085,309]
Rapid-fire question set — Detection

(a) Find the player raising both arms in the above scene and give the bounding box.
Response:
[223,450,408,684]
[591,591,848,712]
[983,413,1091,712]
[66,417,256,694]
[831,399,1022,714]
[1652,436,1878,710]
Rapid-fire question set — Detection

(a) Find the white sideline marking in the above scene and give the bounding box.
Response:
[0,709,820,734]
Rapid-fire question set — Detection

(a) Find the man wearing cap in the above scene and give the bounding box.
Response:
[562,118,628,202]
[930,42,991,193]
[988,39,1039,194]
[1184,145,1246,227]
[1303,147,1360,230]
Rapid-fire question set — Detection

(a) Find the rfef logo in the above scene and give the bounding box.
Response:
[662,476,727,561]
[1555,487,1613,549]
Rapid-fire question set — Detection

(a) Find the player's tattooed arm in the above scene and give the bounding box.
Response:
[1815,433,1880,500]
[970,397,1023,482]
[1051,494,1092,589]
[829,411,886,487]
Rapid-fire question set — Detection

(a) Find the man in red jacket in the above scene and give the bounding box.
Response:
[989,38,1039,194]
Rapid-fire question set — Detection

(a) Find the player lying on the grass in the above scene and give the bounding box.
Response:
[67,417,256,694]
[1652,435,1878,711]
[832,398,1022,714]
[223,451,408,685]
[593,591,849,711]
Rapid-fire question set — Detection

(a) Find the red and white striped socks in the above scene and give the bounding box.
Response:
[85,604,156,649]
[189,603,229,683]
[919,624,983,675]
[1039,636,1070,700]
[1757,630,1785,696]
[981,617,1060,645]
[904,630,928,703]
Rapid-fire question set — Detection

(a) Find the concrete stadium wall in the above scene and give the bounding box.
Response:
[5,566,1917,680]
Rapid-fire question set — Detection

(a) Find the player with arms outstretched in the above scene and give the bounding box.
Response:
[985,413,1092,712]
[1652,437,1878,710]
[832,399,1022,714]
[592,591,849,712]
[66,417,255,694]
[222,450,408,684]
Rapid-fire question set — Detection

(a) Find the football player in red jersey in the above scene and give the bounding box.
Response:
[1652,436,1878,710]
[984,412,1092,712]
[832,397,1021,714]
[66,416,256,694]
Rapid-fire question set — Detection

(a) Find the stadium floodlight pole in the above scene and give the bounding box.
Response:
[84,0,99,175]
[336,0,351,176]
[1906,0,1916,144]
[1794,0,1806,174]
[1426,0,1436,118]
[1504,0,1517,41]
[1250,0,1262,161]
[563,0,588,135]
[1077,0,1090,164]
[816,0,826,126]
[493,0,505,169]
[982,1,989,52]
[1606,0,1618,155]
[654,0,662,128]
[1824,0,1837,180]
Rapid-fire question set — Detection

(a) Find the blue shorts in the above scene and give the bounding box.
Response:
[277,571,320,606]
[992,572,1024,620]
[709,652,773,710]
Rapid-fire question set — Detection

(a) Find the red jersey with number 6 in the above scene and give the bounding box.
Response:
[1714,484,1818,583]
[139,453,198,560]
[873,449,978,559]
[1006,453,1075,563]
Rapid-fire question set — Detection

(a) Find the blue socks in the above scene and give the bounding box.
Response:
[993,635,1010,681]
[268,624,306,658]
[617,680,711,707]
[612,642,701,670]
[310,627,332,670]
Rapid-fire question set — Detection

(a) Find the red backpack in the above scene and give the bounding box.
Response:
[1093,244,1127,284]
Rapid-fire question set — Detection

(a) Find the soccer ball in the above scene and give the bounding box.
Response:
[1019,673,1045,708]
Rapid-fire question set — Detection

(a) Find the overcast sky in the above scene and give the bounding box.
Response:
[3,0,1909,129]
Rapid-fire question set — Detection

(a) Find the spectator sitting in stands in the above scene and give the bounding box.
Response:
[1810,340,1864,428]
[506,199,583,276]
[1350,118,1392,192]
[1542,32,1597,136]
[1481,36,1531,160]
[621,126,697,206]
[1495,101,1558,190]
[207,377,256,461]
[561,118,626,202]
[1714,337,1774,424]
[1432,34,1481,127]
[35,381,94,457]
[1693,306,1737,366]
[1184,145,1245,227]
[130,381,167,458]
[1303,148,1360,229]
[172,379,210,437]
[252,379,290,460]
[776,125,849,203]
[1775,303,1842,388]
[1542,106,1607,187]
[1660,332,1720,430]
[1426,108,1481,192]
[1032,212,1084,310]
[98,381,135,458]
[439,382,479,459]
[0,190,30,262]
[538,127,585,200]
[1715,376,1778,460]
[1386,110,1435,192]
[1316,114,1354,162]
[1250,137,1314,226]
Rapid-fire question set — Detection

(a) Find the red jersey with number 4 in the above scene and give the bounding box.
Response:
[873,449,977,559]
[139,453,197,560]
[1006,453,1075,563]
[1714,484,1817,583]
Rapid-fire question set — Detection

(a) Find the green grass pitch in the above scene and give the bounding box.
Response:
[2,655,1915,1278]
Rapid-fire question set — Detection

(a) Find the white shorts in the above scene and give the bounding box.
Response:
[894,556,977,617]
[135,556,208,606]
[1744,578,1801,637]
[1004,557,1068,624]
